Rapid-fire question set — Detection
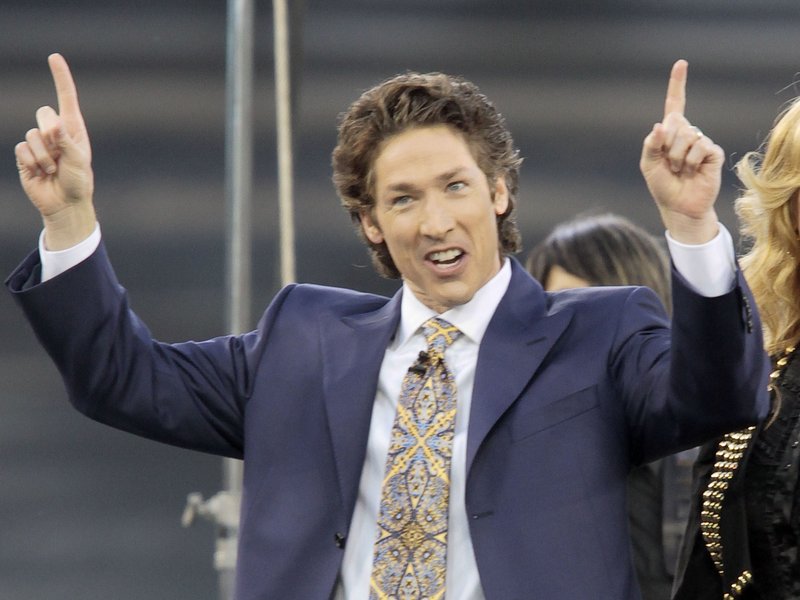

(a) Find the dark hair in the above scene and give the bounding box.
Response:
[332,71,523,278]
[526,213,672,315]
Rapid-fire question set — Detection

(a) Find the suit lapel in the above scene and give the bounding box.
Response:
[320,292,401,518]
[318,262,574,511]
[467,261,573,473]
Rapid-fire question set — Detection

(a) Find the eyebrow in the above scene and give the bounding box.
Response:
[382,167,471,195]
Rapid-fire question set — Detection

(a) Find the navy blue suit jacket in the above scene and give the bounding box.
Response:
[7,245,769,599]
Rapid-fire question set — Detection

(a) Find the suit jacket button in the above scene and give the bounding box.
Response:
[334,532,346,548]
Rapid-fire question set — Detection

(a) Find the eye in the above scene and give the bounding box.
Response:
[390,194,413,207]
[447,181,466,193]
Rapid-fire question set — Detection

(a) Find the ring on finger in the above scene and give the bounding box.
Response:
[691,125,703,140]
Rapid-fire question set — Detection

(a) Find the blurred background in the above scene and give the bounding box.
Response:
[2,1,800,598]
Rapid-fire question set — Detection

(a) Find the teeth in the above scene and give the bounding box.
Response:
[430,249,461,263]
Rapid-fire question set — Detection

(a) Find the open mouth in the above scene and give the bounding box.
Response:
[428,248,464,266]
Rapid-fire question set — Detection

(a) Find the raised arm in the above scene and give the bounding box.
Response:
[14,53,95,251]
[640,60,724,245]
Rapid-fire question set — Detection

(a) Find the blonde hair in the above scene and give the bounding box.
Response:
[735,97,800,356]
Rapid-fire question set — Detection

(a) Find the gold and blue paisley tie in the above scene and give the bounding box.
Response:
[370,317,462,600]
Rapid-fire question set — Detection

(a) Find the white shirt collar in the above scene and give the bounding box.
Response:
[395,258,512,347]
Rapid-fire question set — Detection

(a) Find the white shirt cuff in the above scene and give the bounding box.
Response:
[39,223,102,283]
[666,224,736,298]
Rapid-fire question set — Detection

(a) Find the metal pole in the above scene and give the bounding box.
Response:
[225,0,254,329]
[181,2,253,600]
[182,2,298,599]
[274,0,296,285]
[219,0,254,597]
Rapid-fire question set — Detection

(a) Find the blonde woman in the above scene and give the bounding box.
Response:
[673,98,800,599]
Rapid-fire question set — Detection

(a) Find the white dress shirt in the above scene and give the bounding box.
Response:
[335,258,512,600]
[38,223,737,599]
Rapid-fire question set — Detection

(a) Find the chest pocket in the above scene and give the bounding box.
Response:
[511,385,599,441]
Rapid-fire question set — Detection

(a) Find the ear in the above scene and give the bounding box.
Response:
[492,175,510,216]
[360,211,384,244]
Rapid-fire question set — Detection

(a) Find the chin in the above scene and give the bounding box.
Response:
[437,291,475,311]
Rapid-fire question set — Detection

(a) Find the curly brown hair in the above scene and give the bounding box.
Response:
[332,71,523,279]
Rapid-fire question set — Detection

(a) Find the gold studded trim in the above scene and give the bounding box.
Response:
[701,426,755,586]
[701,427,754,599]
[722,571,753,600]
[772,346,795,385]
[701,345,795,599]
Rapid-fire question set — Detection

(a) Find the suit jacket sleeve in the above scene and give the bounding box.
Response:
[612,265,769,465]
[6,242,274,458]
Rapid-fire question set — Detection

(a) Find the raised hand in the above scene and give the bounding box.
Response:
[640,60,724,244]
[14,54,95,250]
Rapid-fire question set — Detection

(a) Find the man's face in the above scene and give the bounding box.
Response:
[361,124,509,314]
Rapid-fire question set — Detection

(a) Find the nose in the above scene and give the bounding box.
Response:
[419,196,455,239]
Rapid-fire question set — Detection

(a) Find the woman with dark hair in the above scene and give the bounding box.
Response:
[671,97,800,600]
[527,212,692,600]
[526,213,671,313]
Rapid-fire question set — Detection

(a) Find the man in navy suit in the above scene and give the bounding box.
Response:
[8,55,768,599]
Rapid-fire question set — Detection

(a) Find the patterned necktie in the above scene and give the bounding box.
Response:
[370,317,462,600]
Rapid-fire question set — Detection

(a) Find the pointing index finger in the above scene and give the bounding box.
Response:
[664,59,688,119]
[47,53,86,134]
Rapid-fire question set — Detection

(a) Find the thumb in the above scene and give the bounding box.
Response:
[51,121,70,152]
[48,116,94,205]
[640,124,666,170]
[51,120,85,166]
